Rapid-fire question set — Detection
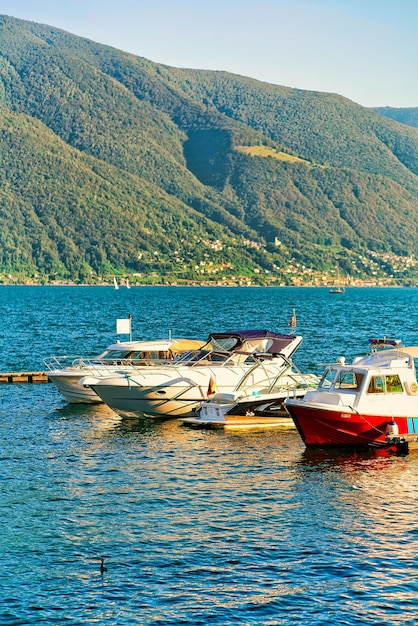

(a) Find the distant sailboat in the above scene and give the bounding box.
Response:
[289,308,297,329]
[329,269,345,293]
[126,278,130,289]
[114,277,119,290]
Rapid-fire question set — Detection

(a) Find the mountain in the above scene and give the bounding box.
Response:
[373,107,418,129]
[1,14,418,286]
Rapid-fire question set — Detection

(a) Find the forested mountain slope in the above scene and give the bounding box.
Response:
[374,107,418,129]
[1,15,418,285]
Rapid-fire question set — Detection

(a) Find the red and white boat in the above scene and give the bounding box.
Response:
[285,338,418,450]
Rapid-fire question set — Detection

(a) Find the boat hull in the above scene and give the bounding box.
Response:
[48,373,101,403]
[88,382,211,418]
[85,359,301,419]
[285,401,414,447]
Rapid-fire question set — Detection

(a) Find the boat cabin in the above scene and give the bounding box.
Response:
[44,338,205,372]
[306,342,418,412]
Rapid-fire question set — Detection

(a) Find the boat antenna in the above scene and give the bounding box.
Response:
[128,314,132,341]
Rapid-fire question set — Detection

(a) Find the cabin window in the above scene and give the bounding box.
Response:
[367,375,385,393]
[385,375,403,393]
[127,351,143,360]
[334,370,364,390]
[146,351,163,360]
[102,350,131,360]
[367,375,403,394]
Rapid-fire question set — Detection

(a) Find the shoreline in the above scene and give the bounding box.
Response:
[0,282,413,289]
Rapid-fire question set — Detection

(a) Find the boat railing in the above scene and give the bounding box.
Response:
[60,349,297,379]
[75,356,176,376]
[230,353,318,395]
[111,356,267,382]
[93,351,240,375]
[43,355,88,371]
[261,354,319,394]
[44,355,175,373]
[269,373,320,393]
[233,358,285,393]
[174,347,290,369]
[230,375,318,399]
[179,350,245,367]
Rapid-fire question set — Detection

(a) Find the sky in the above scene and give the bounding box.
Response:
[1,0,417,108]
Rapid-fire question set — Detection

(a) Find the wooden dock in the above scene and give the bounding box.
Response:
[0,372,50,384]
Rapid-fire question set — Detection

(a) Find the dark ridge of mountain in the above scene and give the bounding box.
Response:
[373,107,418,129]
[1,14,418,285]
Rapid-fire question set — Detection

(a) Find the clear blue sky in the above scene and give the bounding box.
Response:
[1,0,417,108]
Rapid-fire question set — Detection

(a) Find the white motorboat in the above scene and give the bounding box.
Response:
[181,367,319,429]
[44,337,204,404]
[80,330,304,419]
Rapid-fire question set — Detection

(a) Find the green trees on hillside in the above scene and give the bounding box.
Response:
[1,15,418,284]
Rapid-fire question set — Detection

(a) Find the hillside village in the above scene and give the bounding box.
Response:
[2,249,416,288]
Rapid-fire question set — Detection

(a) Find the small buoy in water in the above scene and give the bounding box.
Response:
[386,418,399,437]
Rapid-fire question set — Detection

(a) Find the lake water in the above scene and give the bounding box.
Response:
[0,286,418,625]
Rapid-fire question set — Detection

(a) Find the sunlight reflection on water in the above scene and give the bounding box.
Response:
[1,287,418,623]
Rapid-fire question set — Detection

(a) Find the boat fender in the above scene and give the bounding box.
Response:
[386,418,399,437]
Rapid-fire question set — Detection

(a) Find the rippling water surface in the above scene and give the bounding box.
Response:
[1,286,418,625]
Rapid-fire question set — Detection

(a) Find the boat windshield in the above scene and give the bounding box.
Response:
[334,370,364,390]
[210,336,241,352]
[92,349,170,364]
[93,350,134,361]
[318,367,364,391]
[173,331,291,366]
[175,349,230,365]
[318,367,337,389]
[209,334,278,354]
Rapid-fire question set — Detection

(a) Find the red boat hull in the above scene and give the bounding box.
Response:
[285,403,411,447]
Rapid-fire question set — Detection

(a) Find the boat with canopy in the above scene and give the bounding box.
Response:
[81,330,304,419]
